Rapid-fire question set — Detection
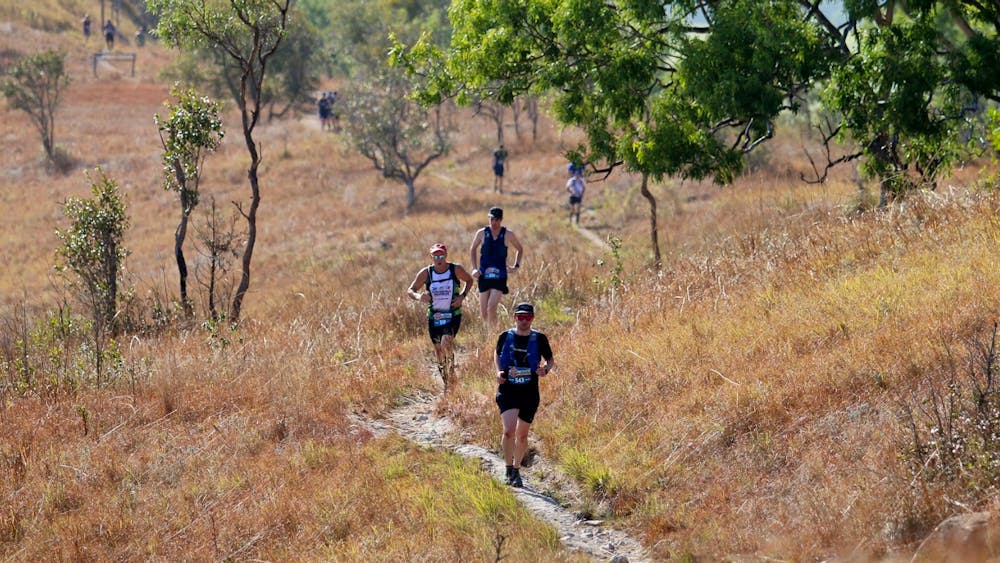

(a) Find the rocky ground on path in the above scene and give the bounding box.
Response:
[351,390,649,562]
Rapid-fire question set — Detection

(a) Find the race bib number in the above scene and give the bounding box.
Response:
[432,311,452,327]
[483,267,502,280]
[508,367,532,385]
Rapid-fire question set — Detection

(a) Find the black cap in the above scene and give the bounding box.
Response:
[513,302,534,315]
[489,207,503,219]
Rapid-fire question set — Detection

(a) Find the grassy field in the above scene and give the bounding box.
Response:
[3,11,1000,562]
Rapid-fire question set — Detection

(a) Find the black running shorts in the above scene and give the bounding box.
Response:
[496,385,540,423]
[478,276,509,294]
[427,315,461,344]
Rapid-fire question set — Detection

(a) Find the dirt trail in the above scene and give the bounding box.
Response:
[348,167,635,558]
[352,386,648,562]
[574,222,612,251]
[431,169,611,256]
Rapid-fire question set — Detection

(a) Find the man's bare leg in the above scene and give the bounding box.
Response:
[480,289,503,328]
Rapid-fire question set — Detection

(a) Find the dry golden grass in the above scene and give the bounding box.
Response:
[4,16,1000,562]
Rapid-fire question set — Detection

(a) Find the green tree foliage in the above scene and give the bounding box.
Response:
[428,0,836,180]
[155,85,224,313]
[0,49,70,164]
[325,0,450,76]
[313,0,453,209]
[398,0,833,266]
[818,1,998,204]
[149,0,291,322]
[297,0,332,31]
[406,0,999,208]
[340,69,451,209]
[262,17,324,120]
[55,169,130,335]
[160,15,323,122]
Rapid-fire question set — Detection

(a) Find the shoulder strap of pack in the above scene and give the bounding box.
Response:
[504,329,517,351]
[499,329,515,367]
[425,263,457,291]
[527,330,541,368]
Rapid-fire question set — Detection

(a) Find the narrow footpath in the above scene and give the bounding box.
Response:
[574,222,612,251]
[352,390,648,562]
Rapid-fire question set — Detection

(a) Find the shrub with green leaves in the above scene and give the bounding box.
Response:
[55,169,130,334]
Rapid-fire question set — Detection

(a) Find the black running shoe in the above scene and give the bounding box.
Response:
[509,468,523,488]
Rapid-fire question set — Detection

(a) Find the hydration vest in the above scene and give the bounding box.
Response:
[498,329,541,374]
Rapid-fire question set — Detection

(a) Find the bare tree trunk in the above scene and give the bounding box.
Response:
[207,201,219,320]
[231,74,263,323]
[41,122,54,160]
[639,173,661,270]
[153,0,289,324]
[525,97,539,143]
[174,166,194,315]
[406,178,416,209]
[495,105,505,145]
[231,155,259,323]
[868,131,900,209]
[512,100,522,140]
[175,213,191,314]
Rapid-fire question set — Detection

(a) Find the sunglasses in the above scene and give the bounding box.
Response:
[432,254,446,260]
[514,314,534,320]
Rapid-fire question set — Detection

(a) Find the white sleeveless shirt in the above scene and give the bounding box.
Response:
[428,265,455,312]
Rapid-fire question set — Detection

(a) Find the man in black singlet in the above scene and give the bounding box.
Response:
[470,207,524,328]
[494,302,555,487]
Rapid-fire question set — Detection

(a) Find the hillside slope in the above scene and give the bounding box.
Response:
[2,18,1000,562]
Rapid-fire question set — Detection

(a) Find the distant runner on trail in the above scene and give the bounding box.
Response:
[407,243,474,392]
[565,163,586,225]
[494,302,555,488]
[492,144,508,193]
[470,206,523,328]
[103,19,116,50]
[317,92,332,131]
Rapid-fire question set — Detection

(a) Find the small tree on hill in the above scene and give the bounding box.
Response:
[55,169,130,337]
[340,69,451,209]
[150,0,292,323]
[1,49,70,166]
[155,85,224,315]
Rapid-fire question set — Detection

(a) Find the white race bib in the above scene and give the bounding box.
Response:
[508,367,532,385]
[432,311,452,327]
